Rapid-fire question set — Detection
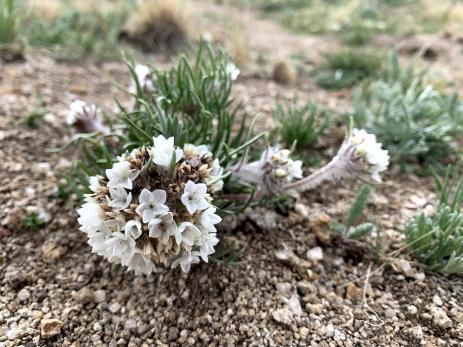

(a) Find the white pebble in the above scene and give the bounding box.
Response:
[17,289,31,302]
[432,294,443,307]
[407,305,418,315]
[108,303,121,313]
[306,247,323,262]
[94,290,106,303]
[325,323,334,337]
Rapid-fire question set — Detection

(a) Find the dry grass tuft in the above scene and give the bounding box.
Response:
[26,0,64,22]
[119,0,192,53]
[272,60,296,85]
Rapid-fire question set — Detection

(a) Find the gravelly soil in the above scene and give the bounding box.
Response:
[1,53,462,347]
[2,2,463,346]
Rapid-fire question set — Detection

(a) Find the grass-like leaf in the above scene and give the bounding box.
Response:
[403,167,463,274]
[346,185,372,228]
[273,98,329,150]
[314,49,383,90]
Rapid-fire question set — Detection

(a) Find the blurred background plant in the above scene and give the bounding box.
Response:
[234,0,463,42]
[119,0,192,53]
[0,0,18,44]
[314,49,383,90]
[272,98,329,152]
[0,0,195,60]
[402,168,463,274]
[351,51,463,172]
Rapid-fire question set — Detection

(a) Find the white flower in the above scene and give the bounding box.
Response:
[196,229,219,262]
[106,161,140,190]
[126,249,156,275]
[135,188,169,223]
[232,145,303,191]
[171,251,201,273]
[284,128,390,193]
[184,144,211,158]
[66,100,87,125]
[287,159,303,180]
[181,180,209,214]
[87,231,110,256]
[226,62,240,81]
[129,64,154,94]
[66,100,108,134]
[174,222,201,247]
[108,219,126,234]
[108,186,132,210]
[197,207,222,233]
[125,220,142,239]
[151,135,183,168]
[148,212,177,244]
[206,158,224,192]
[77,200,106,233]
[88,175,103,192]
[349,128,390,182]
[104,232,136,264]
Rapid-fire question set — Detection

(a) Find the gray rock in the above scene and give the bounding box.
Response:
[407,305,418,315]
[384,308,396,319]
[275,282,292,297]
[297,281,317,296]
[17,288,31,302]
[168,327,179,341]
[325,323,334,337]
[408,326,423,339]
[432,295,443,307]
[73,287,94,304]
[108,303,121,313]
[124,319,137,331]
[271,308,293,326]
[430,306,452,328]
[94,290,106,303]
[286,293,303,316]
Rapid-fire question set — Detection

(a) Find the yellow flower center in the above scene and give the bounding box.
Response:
[356,144,367,156]
[275,168,286,177]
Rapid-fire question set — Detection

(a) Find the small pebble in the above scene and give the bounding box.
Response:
[384,308,396,319]
[17,288,31,302]
[306,247,323,262]
[432,294,443,306]
[108,303,121,313]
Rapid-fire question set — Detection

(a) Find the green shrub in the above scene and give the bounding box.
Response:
[60,42,261,210]
[314,50,383,90]
[352,51,463,169]
[273,98,328,150]
[403,168,463,274]
[0,0,18,44]
[24,8,128,59]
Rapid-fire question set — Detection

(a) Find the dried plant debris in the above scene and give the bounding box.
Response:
[119,0,192,53]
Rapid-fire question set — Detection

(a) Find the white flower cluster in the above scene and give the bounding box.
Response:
[129,64,155,94]
[284,128,390,192]
[77,135,224,275]
[347,129,390,182]
[233,146,303,194]
[67,100,109,135]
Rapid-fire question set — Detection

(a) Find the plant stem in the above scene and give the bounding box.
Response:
[284,154,342,192]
